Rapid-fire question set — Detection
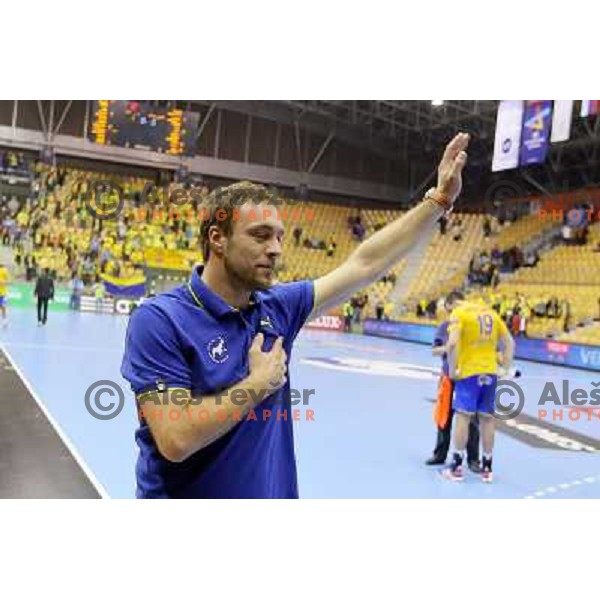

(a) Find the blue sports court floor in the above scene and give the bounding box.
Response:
[1,309,600,499]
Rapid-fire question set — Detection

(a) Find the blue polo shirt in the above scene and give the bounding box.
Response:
[121,266,314,499]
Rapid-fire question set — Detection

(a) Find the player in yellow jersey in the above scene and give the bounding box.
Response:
[443,292,515,482]
[0,263,10,328]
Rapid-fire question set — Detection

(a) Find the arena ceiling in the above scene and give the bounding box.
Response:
[191,100,600,201]
[2,100,599,204]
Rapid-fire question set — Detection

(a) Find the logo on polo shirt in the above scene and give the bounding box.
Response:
[207,336,229,364]
[260,315,274,329]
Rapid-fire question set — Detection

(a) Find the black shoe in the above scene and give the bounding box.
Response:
[425,456,446,466]
[442,453,465,481]
[468,460,482,473]
[481,457,493,483]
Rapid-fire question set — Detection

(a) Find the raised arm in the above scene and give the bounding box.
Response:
[310,133,470,319]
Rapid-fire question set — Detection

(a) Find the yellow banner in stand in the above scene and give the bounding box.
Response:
[143,248,201,271]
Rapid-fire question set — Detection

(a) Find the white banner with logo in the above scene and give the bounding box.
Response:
[492,100,524,172]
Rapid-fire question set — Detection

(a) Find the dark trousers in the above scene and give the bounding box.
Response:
[432,409,480,463]
[37,297,49,323]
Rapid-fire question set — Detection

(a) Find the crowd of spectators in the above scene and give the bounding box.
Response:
[467,250,500,286]
[409,289,577,338]
[1,163,213,293]
[0,150,30,176]
[560,202,598,245]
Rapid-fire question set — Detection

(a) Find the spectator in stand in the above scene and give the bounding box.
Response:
[350,295,359,323]
[326,237,337,258]
[360,294,369,319]
[342,301,354,332]
[562,300,571,333]
[524,250,539,267]
[510,307,521,337]
[352,220,365,242]
[438,214,448,235]
[384,301,394,321]
[293,226,302,247]
[94,278,106,312]
[375,300,385,320]
[483,216,492,238]
[2,216,15,245]
[516,296,530,337]
[490,264,500,288]
[561,223,574,245]
[547,297,560,319]
[491,245,503,266]
[452,217,463,242]
[69,273,84,310]
[426,299,438,319]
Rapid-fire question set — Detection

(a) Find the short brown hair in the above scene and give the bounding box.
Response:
[199,181,276,262]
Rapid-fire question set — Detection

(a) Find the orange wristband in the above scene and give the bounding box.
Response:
[424,187,453,213]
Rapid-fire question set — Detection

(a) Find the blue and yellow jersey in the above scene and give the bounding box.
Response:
[449,301,509,379]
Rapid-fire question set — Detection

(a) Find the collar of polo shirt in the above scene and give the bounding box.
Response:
[188,265,262,319]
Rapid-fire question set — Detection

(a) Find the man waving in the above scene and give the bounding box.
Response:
[121,133,470,498]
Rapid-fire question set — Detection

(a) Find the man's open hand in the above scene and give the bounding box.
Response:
[436,132,470,203]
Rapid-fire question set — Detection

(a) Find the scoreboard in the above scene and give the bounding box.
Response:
[89,101,199,156]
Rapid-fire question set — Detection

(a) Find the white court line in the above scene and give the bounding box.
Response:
[0,342,110,499]
[523,474,600,499]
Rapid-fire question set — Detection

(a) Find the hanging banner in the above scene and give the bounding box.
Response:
[550,100,573,143]
[580,100,599,117]
[492,100,524,172]
[519,100,553,166]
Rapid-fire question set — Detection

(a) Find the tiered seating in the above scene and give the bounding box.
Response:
[279,204,409,318]
[491,212,557,251]
[510,222,600,285]
[400,212,554,309]
[360,208,406,317]
[279,202,358,281]
[559,321,600,345]
[405,214,486,301]
[490,221,600,337]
